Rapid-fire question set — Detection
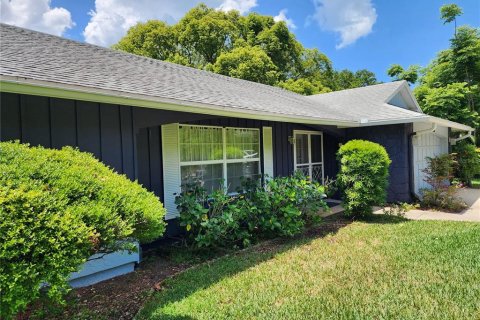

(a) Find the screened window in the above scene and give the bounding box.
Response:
[179,125,261,193]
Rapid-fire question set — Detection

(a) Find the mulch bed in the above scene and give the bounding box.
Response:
[26,214,350,320]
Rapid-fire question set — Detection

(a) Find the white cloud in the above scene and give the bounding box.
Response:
[312,0,377,49]
[274,9,296,30]
[84,0,257,47]
[0,0,74,36]
[217,0,257,14]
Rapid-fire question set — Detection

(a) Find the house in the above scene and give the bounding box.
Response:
[0,23,474,235]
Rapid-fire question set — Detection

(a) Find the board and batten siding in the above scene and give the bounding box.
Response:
[1,92,136,180]
[346,123,413,202]
[412,124,449,195]
[1,92,343,219]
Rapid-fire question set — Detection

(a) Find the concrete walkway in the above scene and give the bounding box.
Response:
[376,188,480,222]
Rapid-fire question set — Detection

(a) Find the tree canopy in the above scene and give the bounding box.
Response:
[387,4,479,144]
[113,4,377,95]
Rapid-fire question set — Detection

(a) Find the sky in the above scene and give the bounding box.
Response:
[1,0,479,82]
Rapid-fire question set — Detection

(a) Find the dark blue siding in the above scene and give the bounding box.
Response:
[346,124,413,202]
[1,93,136,179]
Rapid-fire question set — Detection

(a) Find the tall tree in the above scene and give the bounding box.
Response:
[440,4,463,36]
[113,4,377,95]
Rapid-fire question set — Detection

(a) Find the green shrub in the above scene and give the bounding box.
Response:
[453,142,480,186]
[420,154,467,212]
[0,142,166,319]
[337,140,392,217]
[175,173,327,248]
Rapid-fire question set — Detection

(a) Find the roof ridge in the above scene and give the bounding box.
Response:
[308,80,407,98]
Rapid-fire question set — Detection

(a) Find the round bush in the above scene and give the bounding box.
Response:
[337,140,391,217]
[0,142,166,318]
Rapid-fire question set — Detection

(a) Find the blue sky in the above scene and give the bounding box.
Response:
[1,0,479,82]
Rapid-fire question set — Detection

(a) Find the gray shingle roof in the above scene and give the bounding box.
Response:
[306,81,427,123]
[0,23,431,127]
[0,23,354,123]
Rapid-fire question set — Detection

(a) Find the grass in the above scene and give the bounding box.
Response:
[137,216,480,320]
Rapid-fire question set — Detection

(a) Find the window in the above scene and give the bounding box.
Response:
[293,131,324,183]
[179,125,261,193]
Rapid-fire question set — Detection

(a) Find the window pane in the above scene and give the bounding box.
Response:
[295,134,309,165]
[179,126,223,162]
[226,128,260,160]
[181,164,223,193]
[311,134,323,163]
[227,161,260,193]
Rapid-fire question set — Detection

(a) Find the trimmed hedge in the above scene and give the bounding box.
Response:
[337,140,391,217]
[0,142,166,318]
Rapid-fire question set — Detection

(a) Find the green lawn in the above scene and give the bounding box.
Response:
[137,216,480,320]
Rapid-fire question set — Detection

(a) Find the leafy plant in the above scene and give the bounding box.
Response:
[323,177,338,198]
[337,140,392,218]
[420,154,467,212]
[453,141,480,186]
[175,173,327,249]
[0,142,166,319]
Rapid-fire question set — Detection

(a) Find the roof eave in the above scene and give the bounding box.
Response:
[427,116,474,132]
[0,75,357,128]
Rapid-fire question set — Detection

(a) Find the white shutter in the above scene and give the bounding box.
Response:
[263,127,274,179]
[161,123,181,220]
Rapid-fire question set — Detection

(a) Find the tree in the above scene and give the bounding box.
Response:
[440,4,463,36]
[212,46,279,85]
[175,4,242,67]
[277,78,330,95]
[112,21,176,61]
[332,69,378,90]
[113,4,377,95]
[354,69,378,87]
[386,64,420,84]
[416,82,479,129]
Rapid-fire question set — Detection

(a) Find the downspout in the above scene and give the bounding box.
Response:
[408,123,437,200]
[449,131,473,145]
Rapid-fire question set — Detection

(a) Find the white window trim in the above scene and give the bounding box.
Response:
[292,130,324,184]
[178,124,261,191]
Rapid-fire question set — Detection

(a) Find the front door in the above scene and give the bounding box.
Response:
[293,131,324,183]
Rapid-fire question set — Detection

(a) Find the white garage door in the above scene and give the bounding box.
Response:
[412,125,449,195]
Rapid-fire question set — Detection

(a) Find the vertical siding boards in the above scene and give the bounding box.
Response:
[76,101,101,158]
[1,92,343,205]
[99,104,122,171]
[20,94,51,147]
[0,92,21,141]
[136,128,151,191]
[120,106,135,179]
[346,124,412,202]
[50,98,76,149]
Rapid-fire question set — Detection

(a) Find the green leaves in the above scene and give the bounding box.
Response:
[0,142,166,318]
[440,4,463,25]
[337,140,391,217]
[213,45,279,85]
[175,174,328,249]
[113,4,377,95]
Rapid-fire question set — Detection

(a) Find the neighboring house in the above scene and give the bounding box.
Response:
[0,24,474,235]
